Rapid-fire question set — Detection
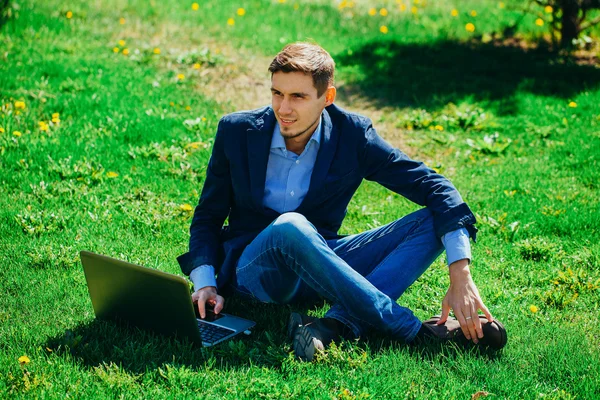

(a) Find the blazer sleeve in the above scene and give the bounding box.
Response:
[359,123,478,241]
[185,119,232,275]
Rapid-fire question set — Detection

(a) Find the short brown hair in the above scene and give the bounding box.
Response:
[268,42,335,97]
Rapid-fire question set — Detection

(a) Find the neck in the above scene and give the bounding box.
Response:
[284,118,320,155]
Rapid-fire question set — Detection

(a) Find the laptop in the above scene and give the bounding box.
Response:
[80,251,255,347]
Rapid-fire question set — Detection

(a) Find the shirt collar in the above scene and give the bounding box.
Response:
[271,116,323,151]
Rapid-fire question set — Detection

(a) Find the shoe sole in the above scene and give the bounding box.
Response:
[287,312,303,342]
[293,325,317,362]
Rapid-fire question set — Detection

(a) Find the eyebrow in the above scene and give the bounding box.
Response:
[270,87,310,97]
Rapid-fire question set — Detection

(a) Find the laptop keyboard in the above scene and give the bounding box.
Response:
[197,320,235,344]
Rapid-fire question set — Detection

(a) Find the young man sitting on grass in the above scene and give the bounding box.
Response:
[178,42,507,361]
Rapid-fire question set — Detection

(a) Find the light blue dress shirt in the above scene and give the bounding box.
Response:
[190,120,471,291]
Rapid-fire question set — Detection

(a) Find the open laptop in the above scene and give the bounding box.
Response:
[80,251,255,347]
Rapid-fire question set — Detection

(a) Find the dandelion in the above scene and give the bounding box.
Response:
[185,105,191,111]
[0,127,4,133]
[106,171,119,178]
[435,125,444,131]
[545,5,553,13]
[470,10,477,17]
[568,101,577,108]
[465,23,475,32]
[529,305,538,313]
[227,18,235,26]
[399,4,407,12]
[535,18,544,26]
[237,8,246,16]
[293,3,299,10]
[192,3,199,11]
[39,121,49,131]
[153,48,161,54]
[14,101,26,109]
[122,48,129,55]
[380,25,389,34]
[368,8,376,16]
[13,131,22,137]
[279,0,286,3]
[19,355,30,365]
[451,9,458,17]
[119,17,126,25]
[177,73,185,80]
[201,117,207,122]
[499,2,505,9]
[66,11,73,19]
[411,6,418,14]
[380,8,388,16]
[180,204,193,211]
[193,63,201,69]
[118,39,126,47]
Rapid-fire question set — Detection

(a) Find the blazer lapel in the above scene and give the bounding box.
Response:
[297,109,339,212]
[247,107,276,210]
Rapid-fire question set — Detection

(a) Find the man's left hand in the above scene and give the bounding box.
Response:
[437,259,493,344]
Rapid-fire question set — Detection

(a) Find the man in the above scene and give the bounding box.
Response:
[178,42,506,361]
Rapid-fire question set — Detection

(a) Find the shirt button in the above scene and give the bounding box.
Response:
[295,160,300,164]
[290,191,295,197]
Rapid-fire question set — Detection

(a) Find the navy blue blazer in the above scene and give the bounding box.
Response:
[178,104,477,293]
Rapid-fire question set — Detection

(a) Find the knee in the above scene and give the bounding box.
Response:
[272,212,314,238]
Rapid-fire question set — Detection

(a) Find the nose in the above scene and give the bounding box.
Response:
[278,96,292,115]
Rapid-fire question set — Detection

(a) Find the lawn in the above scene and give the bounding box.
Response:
[1,0,599,398]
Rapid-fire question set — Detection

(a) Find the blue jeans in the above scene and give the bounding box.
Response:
[234,208,444,341]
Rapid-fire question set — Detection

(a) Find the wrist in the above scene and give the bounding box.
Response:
[449,259,470,281]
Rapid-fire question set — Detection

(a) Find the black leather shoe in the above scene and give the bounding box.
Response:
[292,318,354,361]
[287,312,318,341]
[417,315,507,350]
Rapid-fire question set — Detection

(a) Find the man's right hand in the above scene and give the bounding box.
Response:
[192,286,225,319]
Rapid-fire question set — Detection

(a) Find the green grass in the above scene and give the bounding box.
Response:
[1,0,600,398]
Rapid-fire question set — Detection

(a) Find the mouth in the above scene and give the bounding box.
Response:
[279,117,296,127]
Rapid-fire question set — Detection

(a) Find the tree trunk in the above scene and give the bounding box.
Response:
[560,0,581,47]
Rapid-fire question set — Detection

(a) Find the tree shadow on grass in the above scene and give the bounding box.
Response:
[335,39,600,114]
[44,295,502,374]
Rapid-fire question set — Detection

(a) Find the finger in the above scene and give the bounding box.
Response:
[437,299,451,325]
[214,295,225,314]
[472,305,483,341]
[479,300,494,323]
[197,293,207,319]
[464,305,478,343]
[454,309,471,340]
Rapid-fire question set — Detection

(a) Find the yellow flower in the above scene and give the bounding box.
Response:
[39,121,49,131]
[52,118,60,124]
[411,6,418,14]
[380,8,388,16]
[122,48,129,55]
[535,18,544,26]
[435,125,444,131]
[380,25,389,34]
[545,5,553,13]
[113,47,119,53]
[106,171,119,178]
[568,101,577,108]
[368,8,377,16]
[66,11,73,19]
[227,18,235,26]
[14,100,26,109]
[0,127,4,133]
[193,63,201,69]
[52,112,60,119]
[499,2,505,9]
[399,4,407,12]
[201,117,207,122]
[470,10,477,17]
[293,3,299,10]
[237,8,246,16]
[119,17,126,25]
[529,305,538,313]
[13,131,22,137]
[180,204,193,211]
[19,355,30,364]
[465,23,475,32]
[153,48,161,54]
[279,0,286,3]
[185,105,191,111]
[118,39,126,47]
[451,9,458,17]
[177,73,185,80]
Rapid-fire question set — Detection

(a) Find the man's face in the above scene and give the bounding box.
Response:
[271,71,334,140]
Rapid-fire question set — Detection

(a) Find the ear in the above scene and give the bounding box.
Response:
[324,86,336,106]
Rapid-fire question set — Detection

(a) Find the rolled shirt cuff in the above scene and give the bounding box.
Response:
[441,227,472,266]
[189,265,217,292]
